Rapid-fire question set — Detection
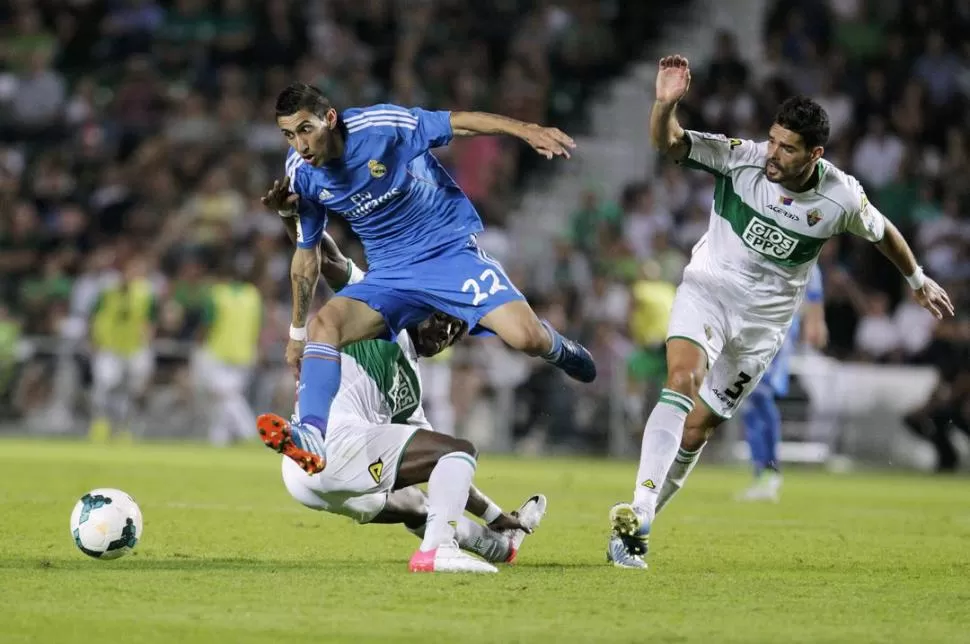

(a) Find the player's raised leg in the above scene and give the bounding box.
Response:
[478,300,596,383]
[300,295,386,425]
[263,295,386,473]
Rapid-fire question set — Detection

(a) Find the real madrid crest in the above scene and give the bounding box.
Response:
[368,159,387,178]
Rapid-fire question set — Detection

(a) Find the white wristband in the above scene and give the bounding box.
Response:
[289,324,307,341]
[905,266,926,290]
[482,503,503,524]
[347,261,366,286]
[278,209,297,219]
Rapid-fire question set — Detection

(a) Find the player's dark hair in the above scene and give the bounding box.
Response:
[275,83,332,119]
[773,96,830,150]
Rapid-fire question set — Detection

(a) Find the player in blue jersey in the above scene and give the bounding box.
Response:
[738,264,827,502]
[259,83,596,472]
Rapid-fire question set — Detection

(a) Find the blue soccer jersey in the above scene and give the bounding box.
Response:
[286,104,484,271]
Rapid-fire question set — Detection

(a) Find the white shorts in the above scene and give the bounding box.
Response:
[281,420,419,524]
[93,350,154,395]
[666,276,790,419]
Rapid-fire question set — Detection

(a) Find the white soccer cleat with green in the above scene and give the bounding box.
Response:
[607,503,649,569]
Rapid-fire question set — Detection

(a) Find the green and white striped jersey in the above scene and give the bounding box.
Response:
[680,130,886,323]
[326,331,431,429]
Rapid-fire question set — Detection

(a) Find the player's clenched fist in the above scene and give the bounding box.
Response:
[262,176,300,214]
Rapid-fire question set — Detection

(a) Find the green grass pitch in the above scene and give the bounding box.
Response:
[1,438,967,643]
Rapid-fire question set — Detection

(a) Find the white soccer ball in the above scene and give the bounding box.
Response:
[70,488,143,560]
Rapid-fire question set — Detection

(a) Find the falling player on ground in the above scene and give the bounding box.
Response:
[607,55,954,569]
[259,238,547,574]
[259,84,596,474]
[737,264,826,502]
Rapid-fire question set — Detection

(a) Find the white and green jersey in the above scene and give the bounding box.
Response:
[680,130,886,323]
[326,331,431,430]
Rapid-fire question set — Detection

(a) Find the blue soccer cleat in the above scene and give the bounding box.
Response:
[547,335,597,383]
[606,503,649,569]
[560,336,597,383]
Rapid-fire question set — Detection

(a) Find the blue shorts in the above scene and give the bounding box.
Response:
[339,236,525,335]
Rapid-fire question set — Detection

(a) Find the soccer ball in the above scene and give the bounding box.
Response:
[70,488,143,560]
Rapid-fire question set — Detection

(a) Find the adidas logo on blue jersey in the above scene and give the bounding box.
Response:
[318,189,333,202]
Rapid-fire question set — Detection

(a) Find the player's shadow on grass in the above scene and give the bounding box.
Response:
[1,556,398,571]
[3,557,606,571]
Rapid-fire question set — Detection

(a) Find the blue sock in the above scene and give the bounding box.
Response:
[762,389,782,473]
[742,403,768,476]
[298,342,341,432]
[539,320,564,362]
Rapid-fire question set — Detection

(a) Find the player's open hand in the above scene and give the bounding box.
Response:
[914,276,954,320]
[285,338,305,379]
[262,176,300,213]
[488,512,533,534]
[656,55,691,104]
[521,124,575,160]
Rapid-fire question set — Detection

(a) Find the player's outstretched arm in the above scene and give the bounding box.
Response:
[449,111,575,160]
[650,55,692,161]
[874,218,954,320]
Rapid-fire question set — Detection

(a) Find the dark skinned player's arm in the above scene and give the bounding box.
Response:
[280,213,359,293]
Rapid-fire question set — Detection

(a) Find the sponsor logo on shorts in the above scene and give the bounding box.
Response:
[710,388,738,409]
[368,458,384,485]
[742,218,798,259]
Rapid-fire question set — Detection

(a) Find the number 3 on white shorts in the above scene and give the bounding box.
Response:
[462,269,508,306]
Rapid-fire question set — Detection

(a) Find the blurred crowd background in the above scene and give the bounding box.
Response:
[1,0,968,470]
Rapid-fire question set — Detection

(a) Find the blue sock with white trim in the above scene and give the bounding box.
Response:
[632,388,695,522]
[297,342,341,432]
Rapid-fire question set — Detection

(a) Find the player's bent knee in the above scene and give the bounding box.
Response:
[503,319,549,356]
[451,437,478,459]
[481,302,550,356]
[666,367,702,397]
[308,308,343,345]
